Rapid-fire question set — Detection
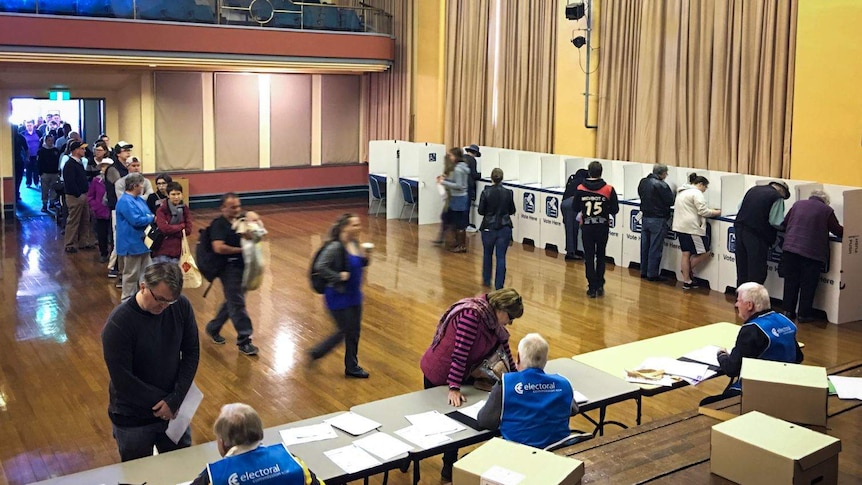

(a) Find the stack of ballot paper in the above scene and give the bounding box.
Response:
[828,376,862,400]
[626,357,716,386]
[395,410,466,449]
[324,412,382,436]
[681,345,722,367]
[280,423,338,446]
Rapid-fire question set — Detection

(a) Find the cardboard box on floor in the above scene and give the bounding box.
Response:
[711,411,840,485]
[741,358,828,426]
[453,438,584,485]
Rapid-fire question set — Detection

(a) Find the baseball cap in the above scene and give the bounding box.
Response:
[769,180,790,199]
[98,158,114,166]
[115,141,133,151]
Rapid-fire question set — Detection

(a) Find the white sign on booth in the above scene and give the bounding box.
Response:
[513,185,541,245]
[539,189,565,251]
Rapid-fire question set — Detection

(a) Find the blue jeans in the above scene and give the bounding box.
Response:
[151,254,179,265]
[482,226,512,289]
[112,420,191,462]
[640,217,668,278]
[561,197,580,256]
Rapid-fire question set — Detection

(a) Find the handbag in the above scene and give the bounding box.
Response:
[180,230,203,288]
[144,223,165,251]
[469,345,511,392]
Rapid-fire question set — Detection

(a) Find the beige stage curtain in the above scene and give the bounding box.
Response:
[443,0,493,149]
[322,75,361,164]
[214,73,260,170]
[361,0,413,161]
[597,0,797,177]
[153,72,204,171]
[488,0,557,152]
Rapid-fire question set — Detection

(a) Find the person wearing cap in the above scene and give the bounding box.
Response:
[105,141,134,279]
[463,144,482,232]
[62,140,96,253]
[734,180,789,287]
[88,155,115,263]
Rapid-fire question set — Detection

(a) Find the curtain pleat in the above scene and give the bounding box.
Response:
[597,0,797,176]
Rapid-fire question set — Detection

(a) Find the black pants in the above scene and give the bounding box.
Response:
[734,224,769,287]
[14,159,25,200]
[582,225,609,291]
[311,304,362,371]
[94,217,111,257]
[26,156,39,186]
[782,250,822,318]
[206,263,254,345]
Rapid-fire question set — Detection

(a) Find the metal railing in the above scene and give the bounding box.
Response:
[0,0,392,35]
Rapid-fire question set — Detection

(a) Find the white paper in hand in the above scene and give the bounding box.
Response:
[457,400,487,420]
[167,382,203,444]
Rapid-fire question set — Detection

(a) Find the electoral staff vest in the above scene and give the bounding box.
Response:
[208,444,305,485]
[500,367,573,449]
[730,311,799,391]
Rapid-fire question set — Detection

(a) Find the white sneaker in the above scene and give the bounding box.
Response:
[466,226,479,233]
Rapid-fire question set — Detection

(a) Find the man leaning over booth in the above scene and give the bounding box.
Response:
[477,333,578,449]
[191,403,324,485]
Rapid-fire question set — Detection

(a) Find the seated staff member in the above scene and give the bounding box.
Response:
[700,282,803,405]
[191,403,322,485]
[477,333,577,449]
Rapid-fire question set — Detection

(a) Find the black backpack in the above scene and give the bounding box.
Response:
[196,219,227,286]
[309,240,347,294]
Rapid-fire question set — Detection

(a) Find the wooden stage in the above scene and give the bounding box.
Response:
[1,198,861,484]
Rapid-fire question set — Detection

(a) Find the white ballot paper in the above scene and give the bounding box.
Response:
[405,410,465,436]
[324,444,381,474]
[457,400,487,421]
[280,423,338,446]
[682,345,722,367]
[573,390,589,404]
[353,432,414,460]
[829,376,862,400]
[325,412,382,436]
[167,382,203,444]
[395,425,452,449]
[481,465,525,485]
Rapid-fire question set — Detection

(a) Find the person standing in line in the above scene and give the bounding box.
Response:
[204,193,259,356]
[62,141,96,253]
[478,168,516,289]
[734,180,789,287]
[574,161,619,298]
[148,173,173,214]
[152,182,193,265]
[561,168,589,261]
[309,213,372,378]
[21,119,41,189]
[780,190,843,323]
[116,173,155,301]
[37,134,62,212]
[105,141,134,279]
[464,144,482,232]
[432,155,456,246]
[101,262,199,462]
[438,147,471,253]
[672,173,721,290]
[88,157,114,263]
[637,164,675,281]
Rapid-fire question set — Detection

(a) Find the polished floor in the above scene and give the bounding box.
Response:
[1,198,861,485]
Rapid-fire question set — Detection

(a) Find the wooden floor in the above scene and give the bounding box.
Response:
[1,198,861,485]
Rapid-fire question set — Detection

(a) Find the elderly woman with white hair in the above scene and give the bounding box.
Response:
[780,190,844,323]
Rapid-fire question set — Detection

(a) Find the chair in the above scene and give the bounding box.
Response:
[399,179,418,223]
[368,175,386,216]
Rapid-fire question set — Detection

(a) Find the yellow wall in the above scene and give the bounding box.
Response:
[791,1,862,186]
[117,77,145,172]
[412,0,445,143]
[553,0,598,157]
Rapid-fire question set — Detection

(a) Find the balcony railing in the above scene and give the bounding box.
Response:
[0,0,392,35]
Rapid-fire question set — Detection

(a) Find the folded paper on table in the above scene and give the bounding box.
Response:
[353,432,414,460]
[324,444,381,474]
[324,411,381,436]
[395,425,452,449]
[456,400,487,421]
[405,410,466,436]
[280,423,338,446]
[828,375,862,400]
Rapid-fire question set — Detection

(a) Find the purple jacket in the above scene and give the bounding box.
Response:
[87,175,110,220]
[782,197,843,263]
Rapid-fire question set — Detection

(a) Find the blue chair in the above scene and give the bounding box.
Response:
[399,179,417,222]
[368,175,386,216]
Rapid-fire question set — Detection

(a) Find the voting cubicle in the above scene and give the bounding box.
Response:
[368,140,406,220]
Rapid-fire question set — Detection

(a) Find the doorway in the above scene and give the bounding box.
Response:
[9,97,105,219]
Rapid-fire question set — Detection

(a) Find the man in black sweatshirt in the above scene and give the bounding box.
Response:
[102,263,200,462]
[574,161,620,298]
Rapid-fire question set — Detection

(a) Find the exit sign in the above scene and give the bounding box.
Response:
[49,90,70,101]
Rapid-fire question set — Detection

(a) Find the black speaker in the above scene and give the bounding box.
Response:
[566,2,585,21]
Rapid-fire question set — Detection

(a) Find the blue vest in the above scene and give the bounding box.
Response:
[208,444,305,485]
[730,311,799,391]
[500,367,573,449]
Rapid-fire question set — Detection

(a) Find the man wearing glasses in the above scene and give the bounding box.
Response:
[101,262,200,462]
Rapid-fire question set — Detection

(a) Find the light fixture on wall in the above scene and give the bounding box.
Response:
[571,36,586,49]
[566,2,585,21]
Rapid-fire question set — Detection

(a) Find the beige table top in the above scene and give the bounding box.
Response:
[572,322,740,392]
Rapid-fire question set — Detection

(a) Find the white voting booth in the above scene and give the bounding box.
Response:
[414,143,447,225]
[471,146,500,229]
[537,155,566,251]
[368,140,407,219]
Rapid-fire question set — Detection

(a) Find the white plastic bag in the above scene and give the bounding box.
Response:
[180,230,203,288]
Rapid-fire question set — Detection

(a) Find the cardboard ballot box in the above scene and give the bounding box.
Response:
[711,411,841,485]
[453,438,585,485]
[740,358,828,426]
